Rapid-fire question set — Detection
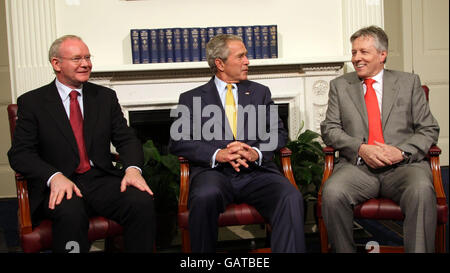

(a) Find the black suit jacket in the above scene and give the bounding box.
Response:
[170,77,287,181]
[8,80,144,216]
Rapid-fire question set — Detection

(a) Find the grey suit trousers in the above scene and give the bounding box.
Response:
[321,160,436,253]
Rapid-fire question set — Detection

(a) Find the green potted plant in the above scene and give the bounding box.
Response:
[279,122,324,202]
[141,140,180,248]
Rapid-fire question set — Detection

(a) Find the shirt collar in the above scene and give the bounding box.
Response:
[363,69,384,84]
[214,76,237,93]
[55,78,83,100]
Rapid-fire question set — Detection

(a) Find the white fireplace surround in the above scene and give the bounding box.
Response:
[89,59,345,140]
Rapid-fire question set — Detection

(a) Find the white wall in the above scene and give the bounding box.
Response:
[54,0,344,66]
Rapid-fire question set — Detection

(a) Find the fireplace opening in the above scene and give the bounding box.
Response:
[128,103,289,153]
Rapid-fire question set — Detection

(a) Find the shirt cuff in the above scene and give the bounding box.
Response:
[211,149,220,168]
[47,172,62,187]
[126,166,142,174]
[252,147,263,166]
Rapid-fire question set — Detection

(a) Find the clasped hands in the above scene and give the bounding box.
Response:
[215,141,259,172]
[358,141,404,169]
[48,167,153,210]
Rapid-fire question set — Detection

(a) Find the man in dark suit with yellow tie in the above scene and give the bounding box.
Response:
[320,26,440,252]
[8,35,156,253]
[170,34,305,252]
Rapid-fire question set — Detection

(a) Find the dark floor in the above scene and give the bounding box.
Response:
[1,166,448,253]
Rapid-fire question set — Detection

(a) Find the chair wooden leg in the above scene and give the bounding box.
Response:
[318,218,329,253]
[181,228,191,253]
[435,223,446,253]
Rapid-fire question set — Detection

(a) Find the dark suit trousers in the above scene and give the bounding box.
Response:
[42,167,156,253]
[188,166,305,253]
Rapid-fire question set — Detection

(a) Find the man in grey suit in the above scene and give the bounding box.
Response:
[320,26,439,252]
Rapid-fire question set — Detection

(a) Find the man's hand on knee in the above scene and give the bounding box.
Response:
[121,167,154,196]
[48,173,83,210]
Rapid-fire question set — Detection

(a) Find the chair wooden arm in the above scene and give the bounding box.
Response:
[318,146,335,203]
[428,145,447,206]
[178,157,190,214]
[279,147,298,190]
[15,173,33,235]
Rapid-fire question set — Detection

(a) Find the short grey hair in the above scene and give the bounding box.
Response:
[48,35,83,62]
[351,26,388,63]
[206,34,243,74]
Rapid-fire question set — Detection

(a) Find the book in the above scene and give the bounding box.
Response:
[130,29,140,64]
[190,28,201,62]
[207,27,215,43]
[214,27,224,36]
[165,28,174,62]
[182,28,191,62]
[173,28,183,62]
[139,29,150,63]
[243,26,255,59]
[157,29,166,63]
[269,25,278,58]
[234,26,244,41]
[200,28,207,61]
[149,29,159,63]
[260,25,270,59]
[225,26,234,35]
[253,25,262,59]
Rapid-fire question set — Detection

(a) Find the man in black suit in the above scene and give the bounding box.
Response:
[8,35,155,253]
[170,34,305,252]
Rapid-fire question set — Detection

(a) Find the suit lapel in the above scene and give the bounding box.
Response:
[237,81,252,139]
[347,76,368,128]
[201,78,229,137]
[381,70,399,130]
[44,81,79,155]
[82,83,99,153]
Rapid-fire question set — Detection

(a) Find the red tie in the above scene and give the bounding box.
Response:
[69,91,91,173]
[364,78,384,144]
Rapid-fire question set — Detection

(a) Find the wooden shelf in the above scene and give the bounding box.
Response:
[92,56,350,73]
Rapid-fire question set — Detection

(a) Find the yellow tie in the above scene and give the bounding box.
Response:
[225,84,237,139]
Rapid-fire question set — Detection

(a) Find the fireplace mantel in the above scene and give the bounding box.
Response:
[89,58,347,140]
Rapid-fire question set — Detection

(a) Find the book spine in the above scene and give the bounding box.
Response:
[173,28,183,62]
[165,28,174,62]
[269,25,278,58]
[234,26,244,41]
[225,26,234,35]
[260,25,270,59]
[130,29,140,64]
[214,27,224,36]
[182,28,191,62]
[253,25,262,59]
[149,29,159,63]
[207,27,215,43]
[157,29,166,63]
[200,28,207,61]
[139,29,150,63]
[243,26,255,59]
[190,28,201,62]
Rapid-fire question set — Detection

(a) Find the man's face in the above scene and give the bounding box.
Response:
[351,35,386,79]
[216,40,249,83]
[51,38,92,89]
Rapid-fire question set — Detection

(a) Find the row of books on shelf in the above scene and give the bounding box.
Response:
[131,25,278,64]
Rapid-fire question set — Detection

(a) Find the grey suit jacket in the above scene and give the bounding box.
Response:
[320,69,439,165]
